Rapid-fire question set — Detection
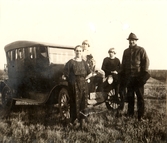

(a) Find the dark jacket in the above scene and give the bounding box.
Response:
[121,45,150,86]
[121,45,149,76]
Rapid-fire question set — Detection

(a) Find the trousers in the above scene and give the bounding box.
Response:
[126,77,145,119]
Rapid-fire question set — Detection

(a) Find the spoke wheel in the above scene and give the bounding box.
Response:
[105,89,123,111]
[58,88,70,120]
[2,86,15,110]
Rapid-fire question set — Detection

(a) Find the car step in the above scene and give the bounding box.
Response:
[12,98,44,104]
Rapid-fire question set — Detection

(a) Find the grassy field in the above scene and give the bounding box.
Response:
[0,77,166,143]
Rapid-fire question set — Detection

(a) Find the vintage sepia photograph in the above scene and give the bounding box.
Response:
[0,0,166,142]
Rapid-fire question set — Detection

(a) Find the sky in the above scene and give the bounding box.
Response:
[0,0,167,70]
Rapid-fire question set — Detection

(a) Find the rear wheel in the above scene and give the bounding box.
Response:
[58,88,70,120]
[105,89,123,111]
[2,86,15,110]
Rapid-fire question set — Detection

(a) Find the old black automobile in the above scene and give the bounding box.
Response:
[0,41,74,118]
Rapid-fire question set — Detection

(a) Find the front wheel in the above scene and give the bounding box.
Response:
[58,88,70,120]
[1,86,15,110]
[105,89,123,111]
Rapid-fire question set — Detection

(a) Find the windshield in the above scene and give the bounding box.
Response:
[48,47,74,64]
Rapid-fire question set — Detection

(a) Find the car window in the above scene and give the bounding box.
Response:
[48,47,74,64]
[7,51,12,62]
[11,50,16,61]
[6,50,17,63]
[27,47,37,59]
[17,48,24,59]
[37,46,48,58]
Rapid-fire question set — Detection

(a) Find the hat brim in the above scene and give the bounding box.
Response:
[127,38,138,40]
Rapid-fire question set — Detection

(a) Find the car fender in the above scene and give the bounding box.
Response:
[44,81,69,104]
[0,81,7,93]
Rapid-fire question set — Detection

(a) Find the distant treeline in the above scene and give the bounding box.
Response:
[149,70,167,81]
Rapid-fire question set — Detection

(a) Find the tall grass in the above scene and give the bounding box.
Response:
[0,100,166,142]
[0,78,166,143]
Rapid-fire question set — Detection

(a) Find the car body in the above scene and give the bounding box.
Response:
[0,40,74,117]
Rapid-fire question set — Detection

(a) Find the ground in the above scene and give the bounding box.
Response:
[0,77,166,143]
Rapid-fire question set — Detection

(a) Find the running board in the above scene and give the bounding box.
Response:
[12,98,45,104]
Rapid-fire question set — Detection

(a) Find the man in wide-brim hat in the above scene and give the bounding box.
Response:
[127,32,139,40]
[120,32,150,121]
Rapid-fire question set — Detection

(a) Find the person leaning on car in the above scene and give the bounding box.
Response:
[120,32,150,121]
[82,40,104,93]
[63,45,92,126]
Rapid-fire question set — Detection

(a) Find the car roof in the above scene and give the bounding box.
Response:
[4,40,74,52]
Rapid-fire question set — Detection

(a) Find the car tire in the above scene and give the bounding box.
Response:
[58,87,70,120]
[105,89,123,111]
[1,86,15,110]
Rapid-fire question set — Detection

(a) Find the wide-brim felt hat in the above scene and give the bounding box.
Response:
[127,32,138,40]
